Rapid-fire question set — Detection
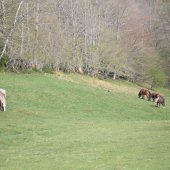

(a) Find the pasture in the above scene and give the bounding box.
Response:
[0,72,170,170]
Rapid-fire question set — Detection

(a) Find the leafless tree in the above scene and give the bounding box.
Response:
[0,0,169,85]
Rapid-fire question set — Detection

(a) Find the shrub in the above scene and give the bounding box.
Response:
[0,54,9,71]
[147,65,167,89]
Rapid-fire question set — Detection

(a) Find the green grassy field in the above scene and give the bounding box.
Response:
[0,72,170,170]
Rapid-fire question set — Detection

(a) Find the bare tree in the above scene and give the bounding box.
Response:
[0,0,24,60]
[0,0,169,85]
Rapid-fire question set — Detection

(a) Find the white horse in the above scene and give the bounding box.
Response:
[0,89,6,112]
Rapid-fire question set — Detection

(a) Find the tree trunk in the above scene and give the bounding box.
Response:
[113,72,116,80]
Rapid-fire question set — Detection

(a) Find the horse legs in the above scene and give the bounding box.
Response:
[155,97,159,107]
[0,101,2,111]
[1,104,5,112]
[0,100,5,112]
[158,102,160,107]
[156,101,159,107]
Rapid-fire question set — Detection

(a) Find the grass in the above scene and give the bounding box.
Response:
[0,72,170,170]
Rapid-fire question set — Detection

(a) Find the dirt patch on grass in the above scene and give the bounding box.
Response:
[53,72,139,95]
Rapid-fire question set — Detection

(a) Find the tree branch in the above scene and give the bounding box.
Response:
[0,0,24,59]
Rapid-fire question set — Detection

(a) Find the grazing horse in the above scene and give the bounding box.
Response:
[138,89,151,101]
[155,95,165,107]
[0,89,6,112]
[150,92,159,102]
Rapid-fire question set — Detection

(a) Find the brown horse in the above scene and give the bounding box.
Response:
[150,92,160,102]
[138,89,151,101]
[155,95,165,107]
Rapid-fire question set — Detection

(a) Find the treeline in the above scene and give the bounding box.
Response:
[0,0,170,88]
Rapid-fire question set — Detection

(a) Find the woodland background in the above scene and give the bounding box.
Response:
[0,0,170,88]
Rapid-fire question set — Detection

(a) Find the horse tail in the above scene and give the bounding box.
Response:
[0,92,6,112]
[1,96,6,112]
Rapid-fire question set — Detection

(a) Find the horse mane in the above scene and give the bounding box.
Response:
[151,92,160,98]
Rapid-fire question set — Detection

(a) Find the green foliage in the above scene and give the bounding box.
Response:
[161,49,170,76]
[0,73,170,170]
[31,67,42,73]
[147,65,167,89]
[0,54,9,71]
[42,66,54,74]
[0,36,8,71]
[162,49,170,59]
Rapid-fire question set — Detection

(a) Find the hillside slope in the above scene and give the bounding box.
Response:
[0,72,170,170]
